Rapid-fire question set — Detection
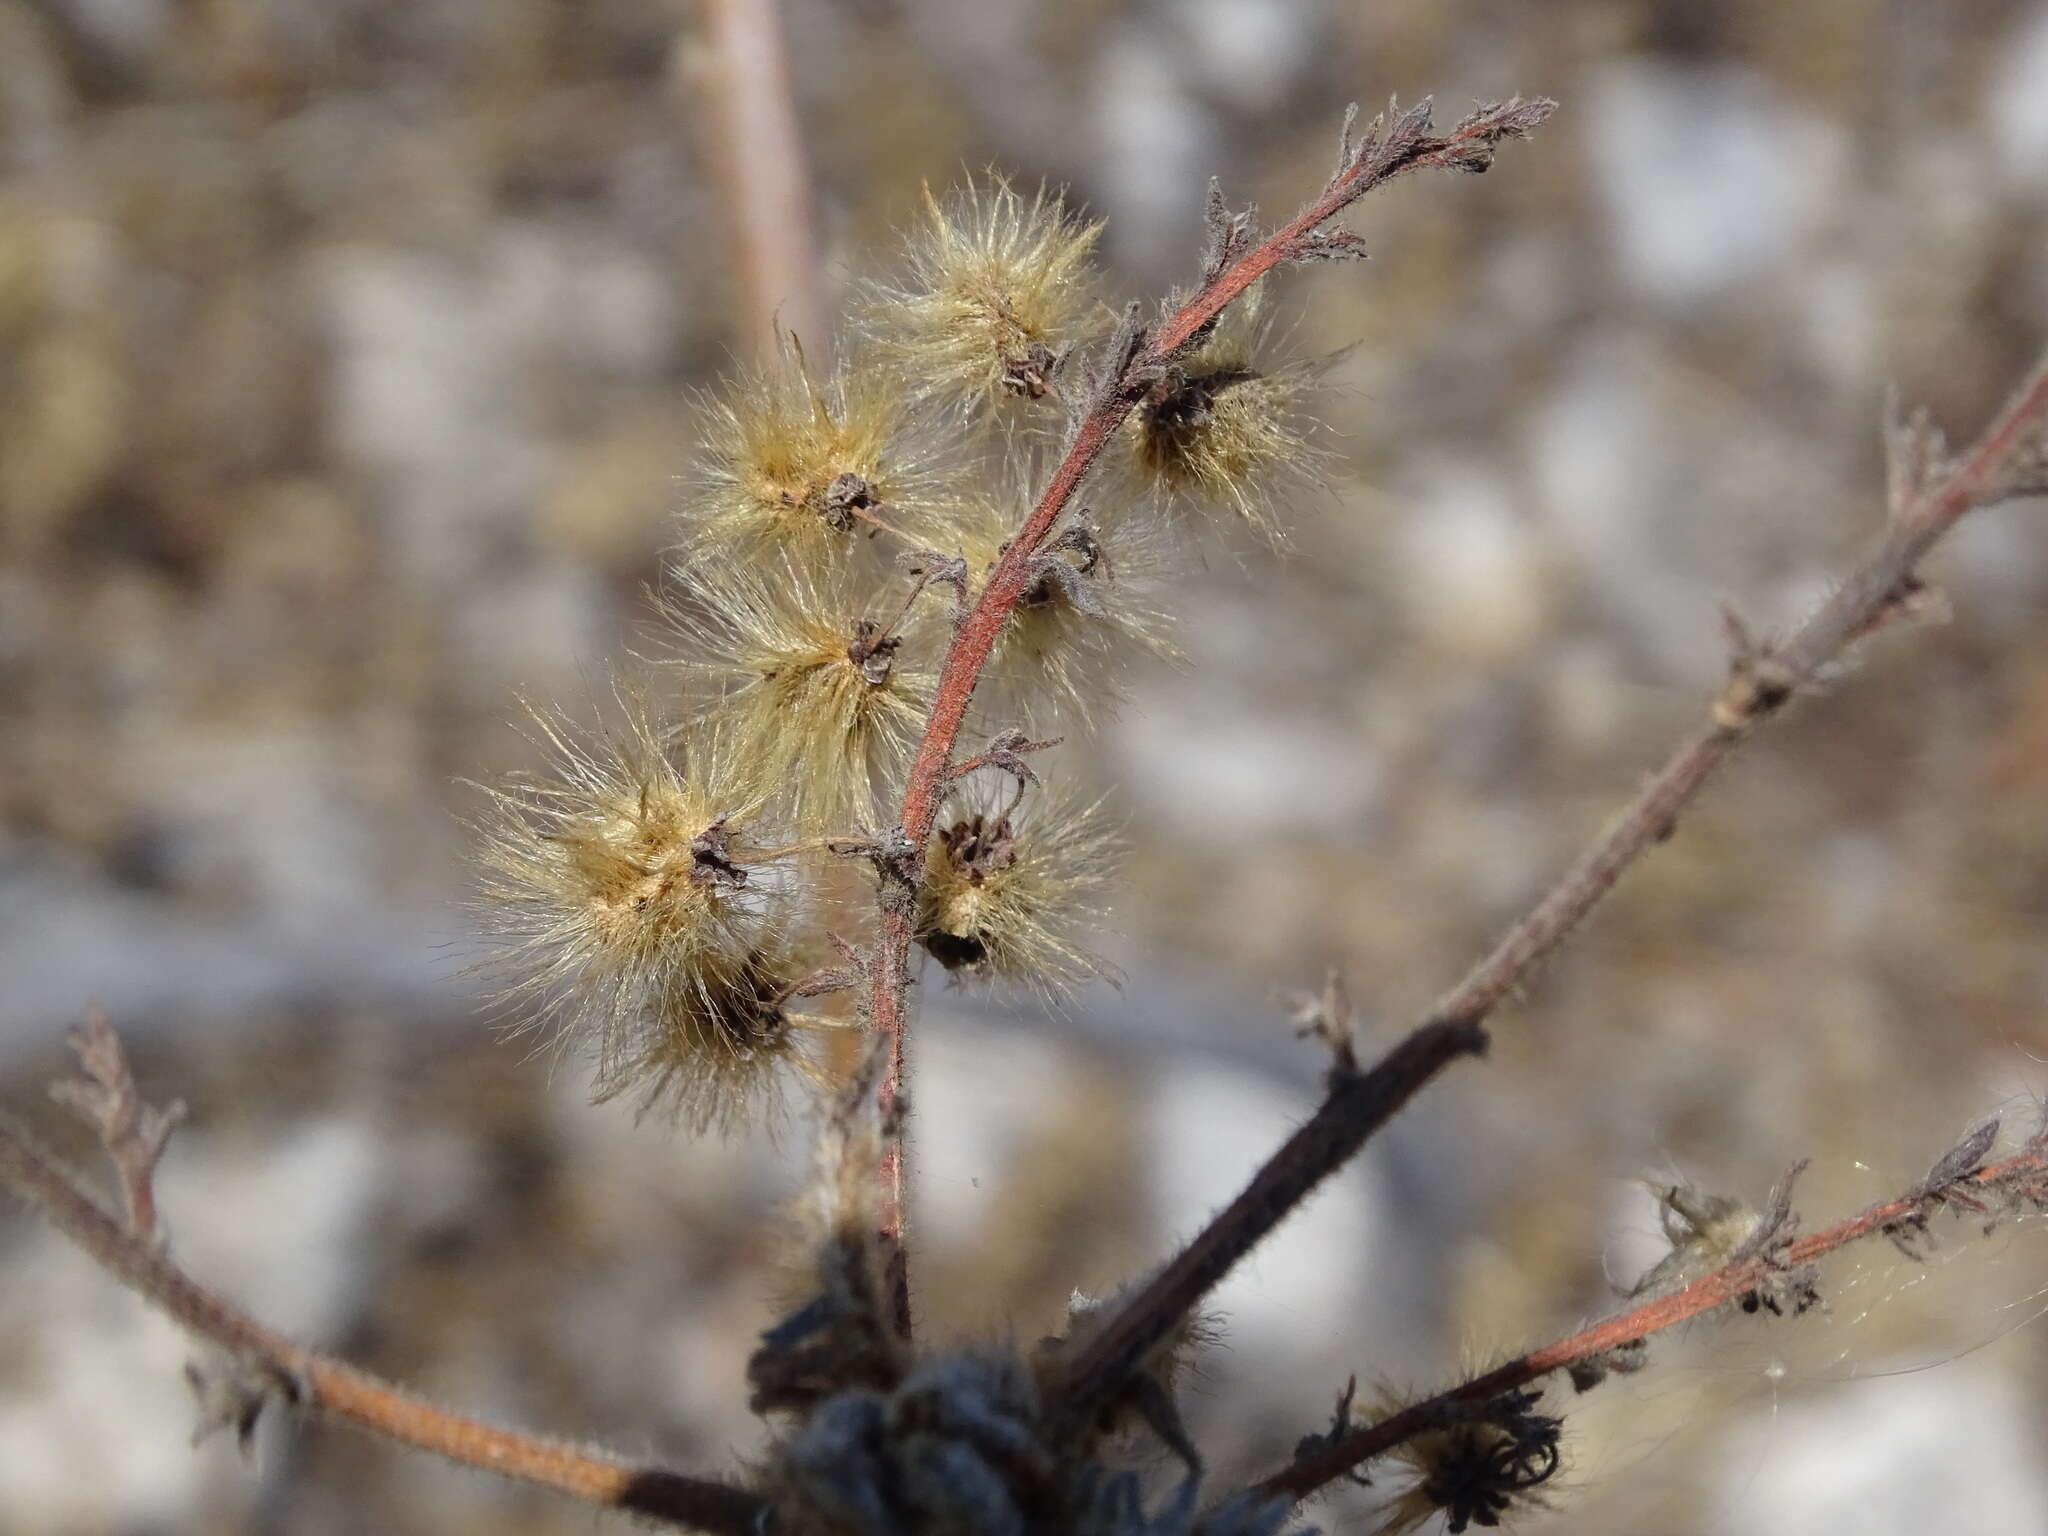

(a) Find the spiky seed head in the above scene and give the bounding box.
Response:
[593,935,835,1134]
[956,491,1182,728]
[681,334,959,567]
[1121,290,1325,544]
[861,177,1105,416]
[662,556,937,835]
[474,707,803,1122]
[1365,1385,1564,1535]
[915,781,1120,993]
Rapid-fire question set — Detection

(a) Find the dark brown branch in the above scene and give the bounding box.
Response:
[0,1039,761,1535]
[1044,1016,1489,1437]
[864,95,1556,1339]
[1260,1121,2048,1502]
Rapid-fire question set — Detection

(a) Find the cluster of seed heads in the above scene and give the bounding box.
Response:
[469,104,1583,1534]
[474,175,1322,1131]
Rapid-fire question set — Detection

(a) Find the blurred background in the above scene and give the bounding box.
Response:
[4,2,2048,1532]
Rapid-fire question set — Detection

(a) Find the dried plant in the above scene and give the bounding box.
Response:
[8,88,2048,1536]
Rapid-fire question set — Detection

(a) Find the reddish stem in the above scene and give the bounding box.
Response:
[0,1113,759,1532]
[1260,1132,2048,1502]
[864,99,1556,1337]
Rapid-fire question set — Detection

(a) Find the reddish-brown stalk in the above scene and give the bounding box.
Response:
[1259,1124,2048,1503]
[0,1033,759,1535]
[865,98,1557,1336]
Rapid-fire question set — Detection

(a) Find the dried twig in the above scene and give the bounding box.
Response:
[1419,352,2048,1039]
[1055,337,2048,1452]
[0,1022,761,1535]
[48,1007,185,1241]
[688,0,827,357]
[1044,1016,1489,1439]
[864,95,1557,1339]
[1260,1122,2048,1503]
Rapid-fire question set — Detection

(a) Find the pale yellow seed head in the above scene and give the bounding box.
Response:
[681,334,960,569]
[592,934,834,1135]
[662,556,937,835]
[1122,291,1326,545]
[473,707,798,1122]
[915,781,1121,994]
[861,177,1105,417]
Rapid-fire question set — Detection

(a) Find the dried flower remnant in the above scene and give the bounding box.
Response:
[750,1325,1302,1536]
[863,177,1105,414]
[914,782,1120,992]
[473,709,784,1108]
[956,491,1180,726]
[1367,1388,1563,1535]
[682,334,956,565]
[1123,293,1325,544]
[1625,1177,1766,1299]
[663,556,937,834]
[594,934,841,1133]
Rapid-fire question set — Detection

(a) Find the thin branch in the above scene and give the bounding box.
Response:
[1045,288,2048,1466]
[1418,350,2048,1038]
[1221,345,2048,1507]
[1259,1121,2048,1502]
[688,0,828,358]
[48,1007,184,1240]
[0,1036,761,1535]
[864,95,1557,1337]
[1044,1016,1489,1438]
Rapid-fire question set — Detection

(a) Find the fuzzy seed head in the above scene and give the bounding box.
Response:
[957,494,1180,728]
[1625,1179,1762,1298]
[474,709,816,1126]
[915,782,1120,993]
[683,336,956,565]
[863,178,1104,416]
[1122,294,1323,544]
[665,558,937,834]
[595,936,831,1134]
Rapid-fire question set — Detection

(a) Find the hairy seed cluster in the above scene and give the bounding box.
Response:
[476,176,1309,1125]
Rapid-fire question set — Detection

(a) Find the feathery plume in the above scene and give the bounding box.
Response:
[474,705,818,1128]
[1120,289,1327,544]
[680,334,960,567]
[594,930,839,1134]
[861,177,1105,416]
[915,778,1121,993]
[662,555,938,835]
